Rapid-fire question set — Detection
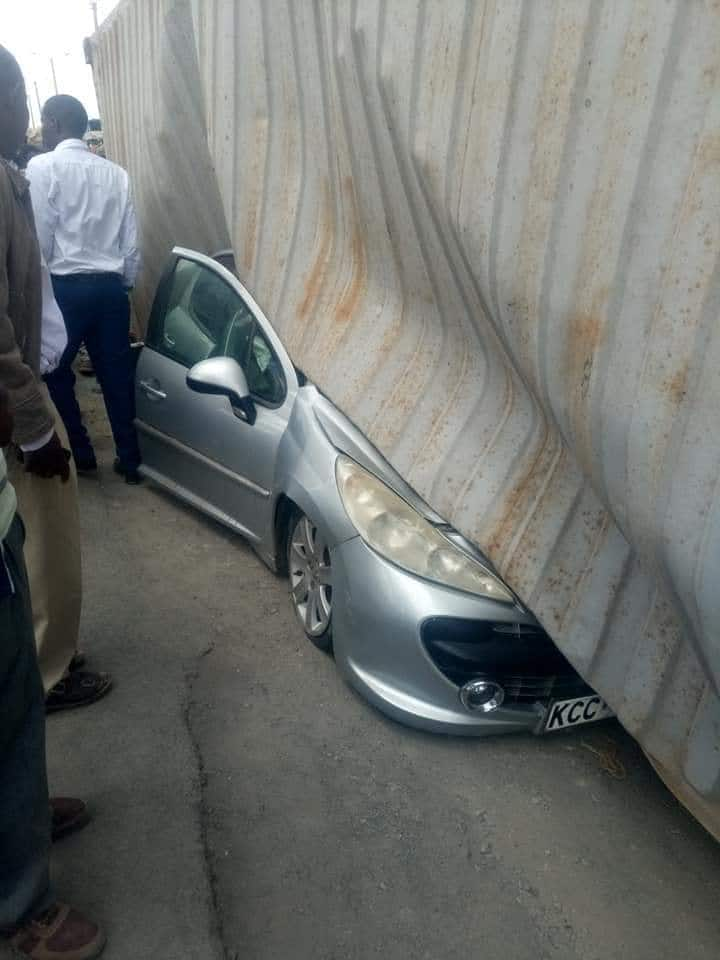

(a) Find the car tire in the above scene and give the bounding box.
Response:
[287,509,334,653]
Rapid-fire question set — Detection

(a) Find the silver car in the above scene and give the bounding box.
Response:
[135,247,611,736]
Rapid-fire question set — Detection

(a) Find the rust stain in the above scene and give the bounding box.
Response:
[569,308,606,402]
[312,175,371,378]
[297,178,334,323]
[573,311,604,350]
[242,209,257,275]
[666,366,688,404]
[241,118,270,275]
[485,415,558,562]
[333,177,368,325]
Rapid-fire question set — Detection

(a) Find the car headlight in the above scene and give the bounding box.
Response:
[335,455,514,603]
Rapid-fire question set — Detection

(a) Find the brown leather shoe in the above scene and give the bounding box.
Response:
[51,798,91,842]
[5,902,106,959]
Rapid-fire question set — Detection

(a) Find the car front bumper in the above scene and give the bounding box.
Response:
[331,536,587,736]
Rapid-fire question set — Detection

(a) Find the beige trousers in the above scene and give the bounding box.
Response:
[8,386,81,693]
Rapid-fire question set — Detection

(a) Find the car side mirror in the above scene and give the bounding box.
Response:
[187,357,257,425]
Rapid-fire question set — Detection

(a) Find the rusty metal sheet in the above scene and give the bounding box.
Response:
[91,0,720,836]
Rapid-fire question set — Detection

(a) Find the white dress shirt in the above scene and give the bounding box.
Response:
[27,139,141,289]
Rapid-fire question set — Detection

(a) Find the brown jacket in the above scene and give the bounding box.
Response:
[0,159,53,445]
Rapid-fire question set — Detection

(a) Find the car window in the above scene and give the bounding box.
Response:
[223,313,286,405]
[149,257,286,405]
[147,258,239,368]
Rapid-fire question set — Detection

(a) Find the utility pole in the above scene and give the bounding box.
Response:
[49,57,58,95]
[34,81,42,117]
[91,2,99,31]
[27,96,36,130]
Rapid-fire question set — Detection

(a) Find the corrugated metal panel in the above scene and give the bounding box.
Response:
[91,0,231,323]
[91,0,720,834]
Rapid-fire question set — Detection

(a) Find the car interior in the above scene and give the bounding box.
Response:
[158,259,286,405]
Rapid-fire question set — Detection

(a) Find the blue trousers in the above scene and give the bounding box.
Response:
[0,516,52,928]
[47,273,141,470]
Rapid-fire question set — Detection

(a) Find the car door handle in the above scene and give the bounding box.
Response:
[139,380,167,400]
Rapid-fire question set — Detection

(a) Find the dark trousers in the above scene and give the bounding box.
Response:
[47,273,141,470]
[0,516,52,928]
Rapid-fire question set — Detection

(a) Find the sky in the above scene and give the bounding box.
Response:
[1,0,122,127]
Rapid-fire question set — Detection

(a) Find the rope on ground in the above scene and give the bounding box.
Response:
[581,737,627,780]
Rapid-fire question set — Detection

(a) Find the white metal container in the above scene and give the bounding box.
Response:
[91,0,720,836]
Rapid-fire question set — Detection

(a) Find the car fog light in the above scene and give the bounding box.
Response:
[460,680,505,714]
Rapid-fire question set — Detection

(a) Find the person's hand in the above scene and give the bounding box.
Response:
[24,432,71,482]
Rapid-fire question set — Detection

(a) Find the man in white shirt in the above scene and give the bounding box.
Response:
[27,95,141,484]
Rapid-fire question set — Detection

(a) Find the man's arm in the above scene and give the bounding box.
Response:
[0,170,68,482]
[119,179,141,289]
[26,156,57,267]
[0,172,54,447]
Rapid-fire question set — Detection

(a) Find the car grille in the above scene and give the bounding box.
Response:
[488,674,594,704]
[421,616,592,703]
[489,623,545,638]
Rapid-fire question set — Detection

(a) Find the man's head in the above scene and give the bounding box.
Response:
[41,95,88,151]
[0,46,29,160]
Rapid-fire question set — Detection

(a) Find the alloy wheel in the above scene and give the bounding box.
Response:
[288,515,333,640]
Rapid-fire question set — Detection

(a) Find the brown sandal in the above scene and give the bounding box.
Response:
[4,902,105,959]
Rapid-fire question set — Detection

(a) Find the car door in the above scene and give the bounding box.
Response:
[135,247,298,545]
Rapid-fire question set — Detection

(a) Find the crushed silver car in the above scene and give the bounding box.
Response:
[134,248,611,736]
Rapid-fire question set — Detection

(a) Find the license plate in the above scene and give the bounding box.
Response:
[544,694,612,732]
